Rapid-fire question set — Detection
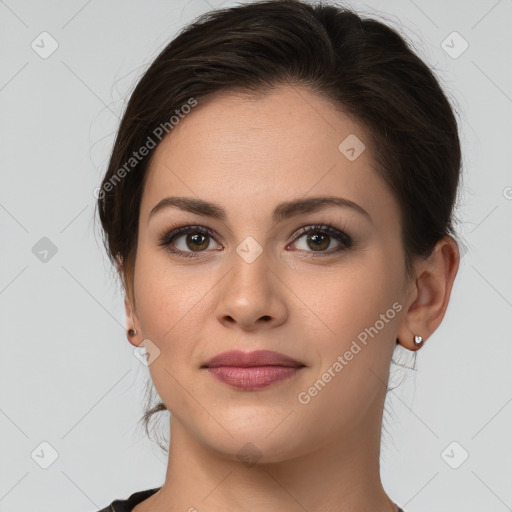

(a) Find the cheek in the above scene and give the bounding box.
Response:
[132,250,211,416]
[132,249,202,373]
[291,260,401,431]
[133,245,211,337]
[298,256,402,353]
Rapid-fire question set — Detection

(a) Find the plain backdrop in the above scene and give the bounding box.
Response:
[1,1,511,511]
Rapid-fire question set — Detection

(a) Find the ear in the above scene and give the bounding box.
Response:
[397,235,460,350]
[117,255,141,348]
[124,293,141,347]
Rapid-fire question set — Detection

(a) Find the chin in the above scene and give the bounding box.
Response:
[196,421,307,465]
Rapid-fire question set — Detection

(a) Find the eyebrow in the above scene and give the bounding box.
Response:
[148,195,371,225]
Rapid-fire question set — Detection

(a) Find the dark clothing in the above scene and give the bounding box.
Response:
[97,487,405,511]
[97,488,160,512]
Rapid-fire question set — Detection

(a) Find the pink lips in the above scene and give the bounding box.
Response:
[202,350,305,390]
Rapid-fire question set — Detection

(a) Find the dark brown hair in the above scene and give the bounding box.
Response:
[95,0,462,450]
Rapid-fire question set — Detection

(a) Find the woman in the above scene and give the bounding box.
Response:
[95,0,461,510]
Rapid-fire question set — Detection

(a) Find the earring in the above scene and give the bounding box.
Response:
[413,335,424,347]
[396,335,424,348]
[128,328,138,337]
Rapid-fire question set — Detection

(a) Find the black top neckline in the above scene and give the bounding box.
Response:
[97,487,405,512]
[97,487,161,512]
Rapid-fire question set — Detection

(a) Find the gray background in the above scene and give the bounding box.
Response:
[1,0,511,511]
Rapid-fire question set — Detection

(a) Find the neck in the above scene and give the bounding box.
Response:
[138,392,396,512]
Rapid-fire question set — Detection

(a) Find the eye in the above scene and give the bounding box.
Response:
[289,224,353,256]
[158,225,222,258]
[158,223,353,260]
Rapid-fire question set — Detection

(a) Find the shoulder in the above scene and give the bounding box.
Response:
[95,487,161,512]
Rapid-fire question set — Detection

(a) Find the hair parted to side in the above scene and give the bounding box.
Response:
[95,0,462,451]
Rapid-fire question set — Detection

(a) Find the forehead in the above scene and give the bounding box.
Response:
[140,84,398,225]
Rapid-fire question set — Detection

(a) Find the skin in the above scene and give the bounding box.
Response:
[123,84,459,512]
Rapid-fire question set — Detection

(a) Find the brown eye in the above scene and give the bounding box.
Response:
[290,224,353,256]
[184,232,210,251]
[304,232,330,251]
[158,225,221,258]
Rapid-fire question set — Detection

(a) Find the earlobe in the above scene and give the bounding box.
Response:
[397,236,460,350]
[124,295,140,347]
[396,334,424,349]
[120,257,141,346]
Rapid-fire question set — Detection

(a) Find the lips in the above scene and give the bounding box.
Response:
[201,350,306,390]
[202,349,305,368]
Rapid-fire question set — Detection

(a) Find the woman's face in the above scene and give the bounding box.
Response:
[127,84,412,462]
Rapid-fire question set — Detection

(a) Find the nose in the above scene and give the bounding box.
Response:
[215,247,288,331]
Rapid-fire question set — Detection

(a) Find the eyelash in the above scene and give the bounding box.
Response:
[157,223,353,259]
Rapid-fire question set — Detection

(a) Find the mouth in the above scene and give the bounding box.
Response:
[201,350,306,390]
[202,349,305,368]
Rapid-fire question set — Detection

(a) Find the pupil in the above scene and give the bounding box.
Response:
[308,233,329,251]
[188,233,208,251]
